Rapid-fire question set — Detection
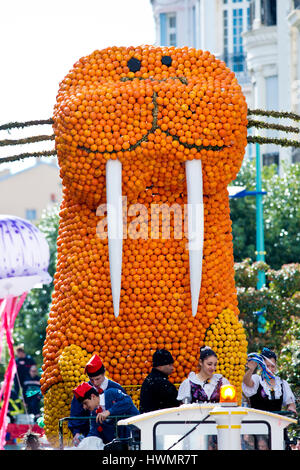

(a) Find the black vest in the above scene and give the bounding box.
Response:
[249,380,283,412]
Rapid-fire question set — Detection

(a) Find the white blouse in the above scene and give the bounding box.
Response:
[177,371,230,402]
[242,374,296,406]
[97,377,109,409]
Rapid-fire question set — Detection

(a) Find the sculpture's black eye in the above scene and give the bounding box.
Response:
[127,57,141,72]
[161,55,172,67]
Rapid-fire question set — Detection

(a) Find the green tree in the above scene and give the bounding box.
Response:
[230,161,300,269]
[278,317,300,407]
[13,205,59,367]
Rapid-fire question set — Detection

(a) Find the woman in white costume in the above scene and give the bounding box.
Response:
[242,348,296,414]
[177,346,231,403]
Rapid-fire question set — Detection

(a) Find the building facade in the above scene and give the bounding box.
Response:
[150,0,253,159]
[150,0,252,87]
[244,0,300,168]
[150,0,300,169]
[0,159,62,223]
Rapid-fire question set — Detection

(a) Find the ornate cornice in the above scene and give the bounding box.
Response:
[243,26,278,49]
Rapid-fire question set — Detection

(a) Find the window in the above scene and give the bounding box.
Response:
[222,0,251,78]
[233,9,244,54]
[292,148,300,163]
[261,0,277,26]
[153,420,271,450]
[263,152,279,167]
[26,209,37,221]
[167,13,177,46]
[232,8,244,71]
[249,0,255,27]
[160,13,167,46]
[159,12,177,47]
[247,5,251,29]
[223,10,228,56]
[154,421,218,450]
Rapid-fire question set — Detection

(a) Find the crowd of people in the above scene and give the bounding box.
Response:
[66,345,297,450]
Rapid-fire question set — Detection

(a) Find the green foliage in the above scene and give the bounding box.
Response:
[234,258,269,288]
[235,259,300,408]
[13,205,59,367]
[277,318,300,404]
[230,161,300,269]
[268,264,300,298]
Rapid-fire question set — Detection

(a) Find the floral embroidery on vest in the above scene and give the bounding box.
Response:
[190,377,223,403]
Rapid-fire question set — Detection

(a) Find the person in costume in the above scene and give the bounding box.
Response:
[242,347,297,414]
[139,349,180,413]
[73,382,139,446]
[177,346,231,403]
[68,354,126,446]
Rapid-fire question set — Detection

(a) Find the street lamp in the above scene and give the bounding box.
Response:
[229,145,267,291]
[255,143,266,289]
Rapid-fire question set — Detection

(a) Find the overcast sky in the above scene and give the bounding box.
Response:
[0,0,155,123]
[0,0,155,171]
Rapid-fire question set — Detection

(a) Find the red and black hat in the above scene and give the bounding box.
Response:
[85,354,105,377]
[73,382,94,401]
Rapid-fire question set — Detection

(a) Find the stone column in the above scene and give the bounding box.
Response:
[253,0,262,30]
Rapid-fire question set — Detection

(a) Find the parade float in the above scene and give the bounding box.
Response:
[39,45,250,446]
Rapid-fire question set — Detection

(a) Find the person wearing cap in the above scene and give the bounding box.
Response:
[72,382,139,446]
[139,349,180,414]
[242,347,297,414]
[68,354,126,446]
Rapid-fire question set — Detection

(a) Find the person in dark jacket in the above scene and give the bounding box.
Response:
[14,345,36,395]
[22,364,42,418]
[73,382,139,445]
[68,354,126,446]
[139,349,180,414]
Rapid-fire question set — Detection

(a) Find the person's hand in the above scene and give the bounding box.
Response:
[96,410,110,424]
[73,433,84,447]
[246,360,257,372]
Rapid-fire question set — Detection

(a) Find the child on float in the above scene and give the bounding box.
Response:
[68,354,126,446]
[72,382,139,448]
[177,346,231,403]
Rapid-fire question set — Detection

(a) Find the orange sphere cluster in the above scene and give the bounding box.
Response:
[42,45,248,444]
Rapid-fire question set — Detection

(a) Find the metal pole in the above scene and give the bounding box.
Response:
[255,143,266,289]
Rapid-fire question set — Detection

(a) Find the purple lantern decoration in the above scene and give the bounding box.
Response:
[0,215,51,449]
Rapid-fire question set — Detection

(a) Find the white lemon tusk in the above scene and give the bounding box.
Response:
[185,159,204,317]
[106,159,123,318]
